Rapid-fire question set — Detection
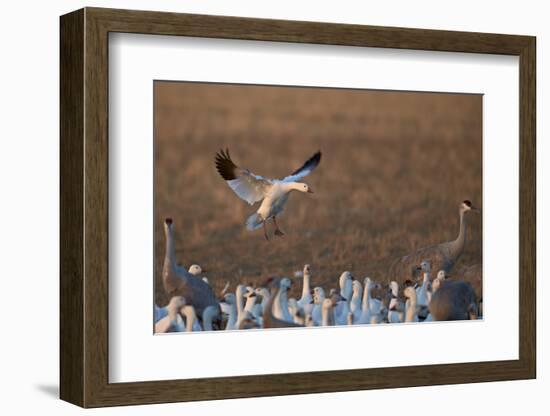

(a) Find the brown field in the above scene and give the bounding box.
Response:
[154,82,482,306]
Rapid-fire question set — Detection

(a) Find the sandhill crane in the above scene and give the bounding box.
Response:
[429,280,478,321]
[162,218,220,317]
[388,200,480,283]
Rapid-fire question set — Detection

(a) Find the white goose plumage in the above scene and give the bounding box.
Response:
[215,149,322,239]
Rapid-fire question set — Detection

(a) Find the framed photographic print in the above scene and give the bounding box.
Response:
[60,7,536,408]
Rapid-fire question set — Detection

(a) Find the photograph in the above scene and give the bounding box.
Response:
[153,81,483,333]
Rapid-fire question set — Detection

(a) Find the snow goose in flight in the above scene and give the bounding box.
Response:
[215,149,322,240]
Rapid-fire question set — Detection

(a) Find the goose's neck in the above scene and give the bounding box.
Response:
[237,290,245,316]
[301,274,311,298]
[351,287,362,306]
[362,285,371,310]
[322,305,334,326]
[422,272,431,284]
[263,288,276,325]
[244,296,256,312]
[405,297,417,323]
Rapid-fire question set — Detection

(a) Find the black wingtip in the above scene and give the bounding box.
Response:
[215,148,238,181]
[290,150,322,176]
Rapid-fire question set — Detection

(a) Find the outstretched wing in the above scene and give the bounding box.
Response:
[215,149,272,205]
[282,151,322,182]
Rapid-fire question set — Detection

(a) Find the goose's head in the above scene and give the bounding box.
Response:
[280,277,292,291]
[188,264,205,275]
[403,286,416,300]
[304,264,311,275]
[294,182,314,194]
[419,260,431,273]
[312,287,325,304]
[461,200,480,213]
[339,271,353,288]
[244,286,257,300]
[223,293,236,305]
[436,270,446,280]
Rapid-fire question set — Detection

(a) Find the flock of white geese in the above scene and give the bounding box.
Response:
[155,200,482,333]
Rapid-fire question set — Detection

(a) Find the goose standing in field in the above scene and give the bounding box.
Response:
[162,218,220,317]
[297,264,313,313]
[416,260,432,319]
[334,271,353,324]
[222,293,238,330]
[154,296,187,333]
[215,149,322,240]
[388,200,481,282]
[429,280,478,321]
[273,277,295,323]
[263,278,304,329]
[349,279,363,323]
[311,287,326,326]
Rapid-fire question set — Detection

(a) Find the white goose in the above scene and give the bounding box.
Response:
[297,264,313,313]
[334,271,353,324]
[311,287,326,326]
[349,279,363,323]
[215,149,321,240]
[222,293,238,330]
[273,277,294,323]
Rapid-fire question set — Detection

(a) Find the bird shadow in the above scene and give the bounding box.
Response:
[35,384,59,399]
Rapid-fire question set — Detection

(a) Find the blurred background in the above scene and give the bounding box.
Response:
[154,81,482,305]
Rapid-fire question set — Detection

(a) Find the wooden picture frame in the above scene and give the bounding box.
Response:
[60,7,536,408]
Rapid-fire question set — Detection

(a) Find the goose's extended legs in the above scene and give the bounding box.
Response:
[273,217,285,237]
[263,221,269,241]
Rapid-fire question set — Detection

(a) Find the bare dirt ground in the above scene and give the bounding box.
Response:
[154,82,482,305]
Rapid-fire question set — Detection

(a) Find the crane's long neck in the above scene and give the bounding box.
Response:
[451,209,467,258]
[164,226,176,270]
